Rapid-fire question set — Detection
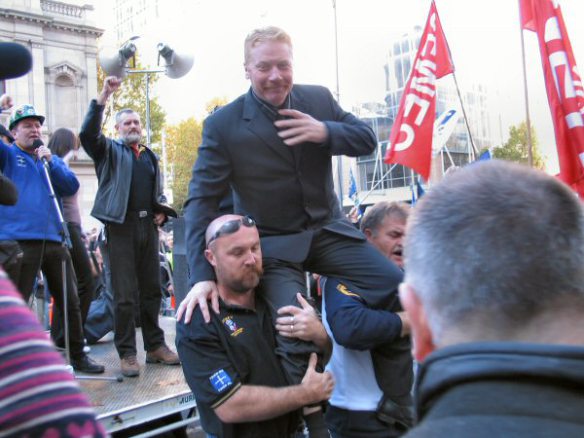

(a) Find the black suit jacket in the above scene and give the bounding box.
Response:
[184,84,377,284]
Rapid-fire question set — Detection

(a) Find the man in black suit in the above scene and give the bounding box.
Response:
[179,26,403,437]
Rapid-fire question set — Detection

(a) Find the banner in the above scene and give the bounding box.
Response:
[433,106,461,153]
[385,0,454,180]
[348,168,362,219]
[520,0,584,196]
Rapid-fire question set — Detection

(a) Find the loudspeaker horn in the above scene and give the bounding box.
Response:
[157,43,194,79]
[98,42,137,78]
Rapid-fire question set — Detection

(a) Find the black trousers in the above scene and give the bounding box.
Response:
[260,228,403,384]
[106,214,164,359]
[12,240,86,359]
[52,222,95,346]
[326,406,403,438]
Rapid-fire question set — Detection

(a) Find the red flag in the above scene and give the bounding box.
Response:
[384,0,453,180]
[520,0,584,196]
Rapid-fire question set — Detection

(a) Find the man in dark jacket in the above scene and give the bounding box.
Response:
[400,160,584,437]
[178,26,402,437]
[80,77,179,377]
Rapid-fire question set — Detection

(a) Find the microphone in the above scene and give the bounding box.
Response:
[0,42,32,80]
[33,138,49,168]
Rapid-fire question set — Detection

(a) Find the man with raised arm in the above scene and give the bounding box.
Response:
[80,77,179,377]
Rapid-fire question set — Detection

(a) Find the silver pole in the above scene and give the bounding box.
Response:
[145,72,151,148]
[332,0,344,205]
[518,0,534,167]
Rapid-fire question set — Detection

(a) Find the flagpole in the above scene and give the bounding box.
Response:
[450,71,478,158]
[332,0,344,205]
[434,0,478,158]
[361,163,399,204]
[441,144,456,168]
[518,0,534,168]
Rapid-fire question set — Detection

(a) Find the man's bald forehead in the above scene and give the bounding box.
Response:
[205,214,244,245]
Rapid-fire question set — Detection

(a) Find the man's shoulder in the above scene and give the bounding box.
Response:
[293,84,331,98]
[206,93,246,123]
[176,311,219,340]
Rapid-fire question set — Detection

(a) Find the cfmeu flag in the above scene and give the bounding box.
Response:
[520,0,584,196]
[385,0,454,180]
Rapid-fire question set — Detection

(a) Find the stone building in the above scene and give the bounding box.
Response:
[0,0,103,230]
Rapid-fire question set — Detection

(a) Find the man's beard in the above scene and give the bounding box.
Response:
[123,132,142,144]
[226,266,263,294]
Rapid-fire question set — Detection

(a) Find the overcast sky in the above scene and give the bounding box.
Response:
[90,0,584,174]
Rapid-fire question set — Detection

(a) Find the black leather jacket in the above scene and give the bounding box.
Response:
[79,99,168,224]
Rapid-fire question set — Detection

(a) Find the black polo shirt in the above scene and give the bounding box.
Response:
[176,295,301,438]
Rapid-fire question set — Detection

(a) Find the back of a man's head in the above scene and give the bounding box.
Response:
[403,160,584,351]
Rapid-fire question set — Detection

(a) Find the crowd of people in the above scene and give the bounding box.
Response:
[0,23,583,438]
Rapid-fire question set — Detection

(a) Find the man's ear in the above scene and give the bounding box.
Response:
[363,228,373,240]
[204,248,217,267]
[400,283,436,362]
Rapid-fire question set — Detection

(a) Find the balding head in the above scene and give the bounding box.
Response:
[400,160,584,360]
[204,215,262,296]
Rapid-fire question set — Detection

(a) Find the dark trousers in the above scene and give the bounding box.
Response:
[52,222,95,346]
[12,240,86,359]
[326,406,403,438]
[106,215,164,359]
[260,228,403,384]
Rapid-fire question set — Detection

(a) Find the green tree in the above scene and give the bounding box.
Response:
[488,122,546,170]
[165,98,230,212]
[97,60,166,151]
[165,117,203,212]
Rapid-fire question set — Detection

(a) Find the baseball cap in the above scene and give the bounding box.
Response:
[9,104,45,130]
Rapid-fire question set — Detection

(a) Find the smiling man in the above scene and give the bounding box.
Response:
[80,78,179,378]
[180,25,402,437]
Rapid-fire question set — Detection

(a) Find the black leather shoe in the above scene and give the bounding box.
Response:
[72,354,105,374]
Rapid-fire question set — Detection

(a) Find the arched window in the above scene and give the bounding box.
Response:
[53,74,77,130]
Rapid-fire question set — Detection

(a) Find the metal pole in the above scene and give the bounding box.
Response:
[332,0,343,205]
[518,0,534,167]
[161,128,168,189]
[332,0,340,103]
[145,72,151,148]
[451,71,478,157]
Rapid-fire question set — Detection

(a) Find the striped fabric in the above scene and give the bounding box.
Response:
[0,270,106,438]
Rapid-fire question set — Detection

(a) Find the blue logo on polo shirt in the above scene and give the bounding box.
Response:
[210,369,233,393]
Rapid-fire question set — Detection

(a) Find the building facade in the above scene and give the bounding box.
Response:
[0,0,104,230]
[348,25,492,208]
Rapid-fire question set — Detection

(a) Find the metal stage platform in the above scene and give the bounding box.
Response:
[77,316,199,435]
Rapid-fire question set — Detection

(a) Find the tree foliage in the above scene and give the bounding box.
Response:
[490,121,546,170]
[205,96,229,114]
[97,60,166,152]
[165,117,203,212]
[164,99,229,212]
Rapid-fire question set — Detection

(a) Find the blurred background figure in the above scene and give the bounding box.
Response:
[0,93,13,111]
[48,128,96,350]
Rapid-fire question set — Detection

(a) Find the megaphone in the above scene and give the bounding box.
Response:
[98,42,136,78]
[157,43,194,79]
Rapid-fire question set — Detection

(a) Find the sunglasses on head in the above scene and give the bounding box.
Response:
[207,216,256,246]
